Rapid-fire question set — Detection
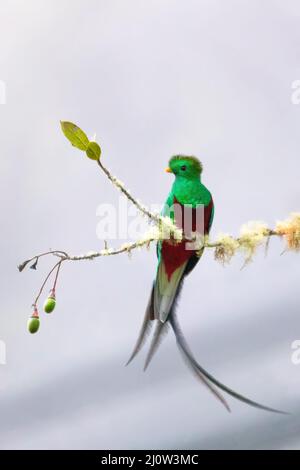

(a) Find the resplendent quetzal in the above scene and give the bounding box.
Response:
[127,155,285,414]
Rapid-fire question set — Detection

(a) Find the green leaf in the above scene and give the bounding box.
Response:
[86,141,101,161]
[60,121,90,151]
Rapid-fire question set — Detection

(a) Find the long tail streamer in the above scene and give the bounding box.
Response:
[170,312,288,415]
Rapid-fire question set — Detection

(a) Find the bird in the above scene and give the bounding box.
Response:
[127,155,286,414]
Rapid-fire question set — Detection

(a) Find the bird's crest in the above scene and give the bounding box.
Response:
[169,155,203,174]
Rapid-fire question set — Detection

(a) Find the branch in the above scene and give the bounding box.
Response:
[97,160,160,223]
[19,216,300,268]
[19,121,299,334]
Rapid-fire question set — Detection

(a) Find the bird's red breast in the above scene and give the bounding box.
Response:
[161,197,214,280]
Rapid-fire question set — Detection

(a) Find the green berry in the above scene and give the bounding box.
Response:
[44,296,56,314]
[28,316,40,334]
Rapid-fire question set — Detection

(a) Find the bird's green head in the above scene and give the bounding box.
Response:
[166,155,203,180]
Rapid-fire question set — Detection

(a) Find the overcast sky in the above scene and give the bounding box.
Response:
[0,0,299,449]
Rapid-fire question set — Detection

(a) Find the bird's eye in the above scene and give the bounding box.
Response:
[181,165,187,171]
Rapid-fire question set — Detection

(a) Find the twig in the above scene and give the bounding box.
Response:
[20,226,288,268]
[18,250,68,272]
[32,260,63,307]
[97,160,160,223]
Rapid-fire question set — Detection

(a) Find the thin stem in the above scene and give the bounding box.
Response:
[53,262,62,291]
[97,160,160,223]
[18,250,68,272]
[67,237,158,261]
[33,260,63,307]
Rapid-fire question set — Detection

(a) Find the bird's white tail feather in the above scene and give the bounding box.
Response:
[154,261,188,323]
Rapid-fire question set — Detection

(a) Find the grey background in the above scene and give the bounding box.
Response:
[0,0,299,450]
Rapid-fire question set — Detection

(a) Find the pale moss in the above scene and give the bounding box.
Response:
[139,227,161,244]
[238,221,269,263]
[99,248,112,256]
[86,250,98,258]
[214,234,239,264]
[276,213,300,251]
[120,243,132,251]
[159,216,183,242]
[114,178,125,190]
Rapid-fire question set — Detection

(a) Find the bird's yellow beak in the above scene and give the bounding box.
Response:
[165,167,172,173]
